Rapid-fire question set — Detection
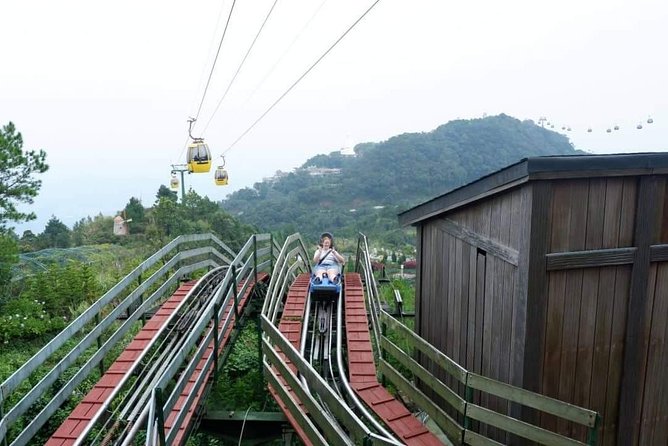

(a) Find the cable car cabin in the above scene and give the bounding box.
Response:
[214,166,228,186]
[170,175,179,190]
[187,140,212,173]
[309,275,341,302]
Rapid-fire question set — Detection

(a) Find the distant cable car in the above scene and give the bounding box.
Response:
[587,128,592,133]
[186,118,212,173]
[637,123,643,129]
[614,125,620,131]
[215,166,229,186]
[647,116,654,124]
[606,128,612,133]
[170,173,179,190]
[214,156,228,186]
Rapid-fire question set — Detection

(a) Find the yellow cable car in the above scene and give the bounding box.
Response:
[215,166,229,186]
[187,139,212,173]
[185,118,211,173]
[170,173,179,190]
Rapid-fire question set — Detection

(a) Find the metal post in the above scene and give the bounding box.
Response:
[95,314,104,375]
[587,414,600,446]
[380,321,387,387]
[138,273,146,325]
[231,265,241,329]
[463,373,473,433]
[213,303,220,379]
[155,387,166,446]
[253,234,258,286]
[269,233,274,272]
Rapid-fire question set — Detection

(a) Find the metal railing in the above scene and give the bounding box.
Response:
[260,233,401,446]
[143,233,274,446]
[0,234,237,446]
[354,232,601,446]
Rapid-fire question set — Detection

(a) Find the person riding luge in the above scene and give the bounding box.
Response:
[312,232,345,285]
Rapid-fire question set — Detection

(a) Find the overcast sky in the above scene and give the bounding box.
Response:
[2,0,666,234]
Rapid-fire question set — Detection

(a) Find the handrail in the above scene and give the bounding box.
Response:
[355,232,601,446]
[377,303,600,445]
[261,233,402,445]
[143,233,275,446]
[0,233,238,446]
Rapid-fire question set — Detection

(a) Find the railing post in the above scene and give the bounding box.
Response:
[95,314,104,375]
[253,234,258,285]
[1,392,7,446]
[138,273,146,325]
[269,233,274,272]
[231,265,241,329]
[587,413,600,446]
[463,372,473,441]
[355,236,362,272]
[155,387,166,446]
[380,320,387,386]
[213,303,220,379]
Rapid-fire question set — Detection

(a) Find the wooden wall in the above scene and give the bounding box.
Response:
[417,187,526,440]
[416,173,668,445]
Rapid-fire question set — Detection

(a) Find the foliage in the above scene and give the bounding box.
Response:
[0,232,19,299]
[156,184,178,202]
[39,215,72,248]
[208,324,272,412]
[124,196,146,232]
[0,260,100,342]
[71,214,118,246]
[222,115,580,246]
[0,122,49,228]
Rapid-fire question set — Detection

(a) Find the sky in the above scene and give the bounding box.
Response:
[2,0,667,234]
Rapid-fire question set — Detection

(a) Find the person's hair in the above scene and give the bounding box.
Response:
[319,232,334,248]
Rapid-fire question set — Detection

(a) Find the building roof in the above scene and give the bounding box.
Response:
[398,152,668,227]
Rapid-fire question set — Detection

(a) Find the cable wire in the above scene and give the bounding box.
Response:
[193,0,238,126]
[241,0,329,108]
[202,0,281,134]
[223,0,384,154]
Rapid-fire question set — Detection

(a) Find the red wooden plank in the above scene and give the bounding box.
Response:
[343,273,442,445]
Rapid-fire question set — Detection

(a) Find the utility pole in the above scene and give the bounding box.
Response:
[171,164,189,202]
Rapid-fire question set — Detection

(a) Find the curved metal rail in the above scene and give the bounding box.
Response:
[0,233,274,446]
[261,234,403,445]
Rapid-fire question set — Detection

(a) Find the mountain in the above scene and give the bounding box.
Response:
[222,114,580,245]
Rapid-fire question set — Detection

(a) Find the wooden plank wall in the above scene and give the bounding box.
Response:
[538,177,636,444]
[636,177,668,445]
[417,173,668,445]
[418,187,523,441]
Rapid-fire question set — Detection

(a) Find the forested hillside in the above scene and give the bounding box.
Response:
[223,114,580,244]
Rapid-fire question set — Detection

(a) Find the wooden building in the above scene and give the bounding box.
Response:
[398,153,668,445]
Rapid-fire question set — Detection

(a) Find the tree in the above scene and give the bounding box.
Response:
[124,197,146,232]
[0,233,18,299]
[156,185,177,203]
[0,122,49,228]
[39,216,71,248]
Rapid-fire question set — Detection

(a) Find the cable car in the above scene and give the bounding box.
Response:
[637,123,643,130]
[187,140,212,173]
[614,125,620,131]
[170,173,179,190]
[606,128,612,133]
[647,116,654,124]
[587,128,592,133]
[215,166,228,186]
[185,117,212,173]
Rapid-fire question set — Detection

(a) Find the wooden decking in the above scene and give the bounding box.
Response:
[46,281,196,446]
[344,272,443,446]
[267,272,313,446]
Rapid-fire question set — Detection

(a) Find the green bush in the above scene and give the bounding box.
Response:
[0,298,66,343]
